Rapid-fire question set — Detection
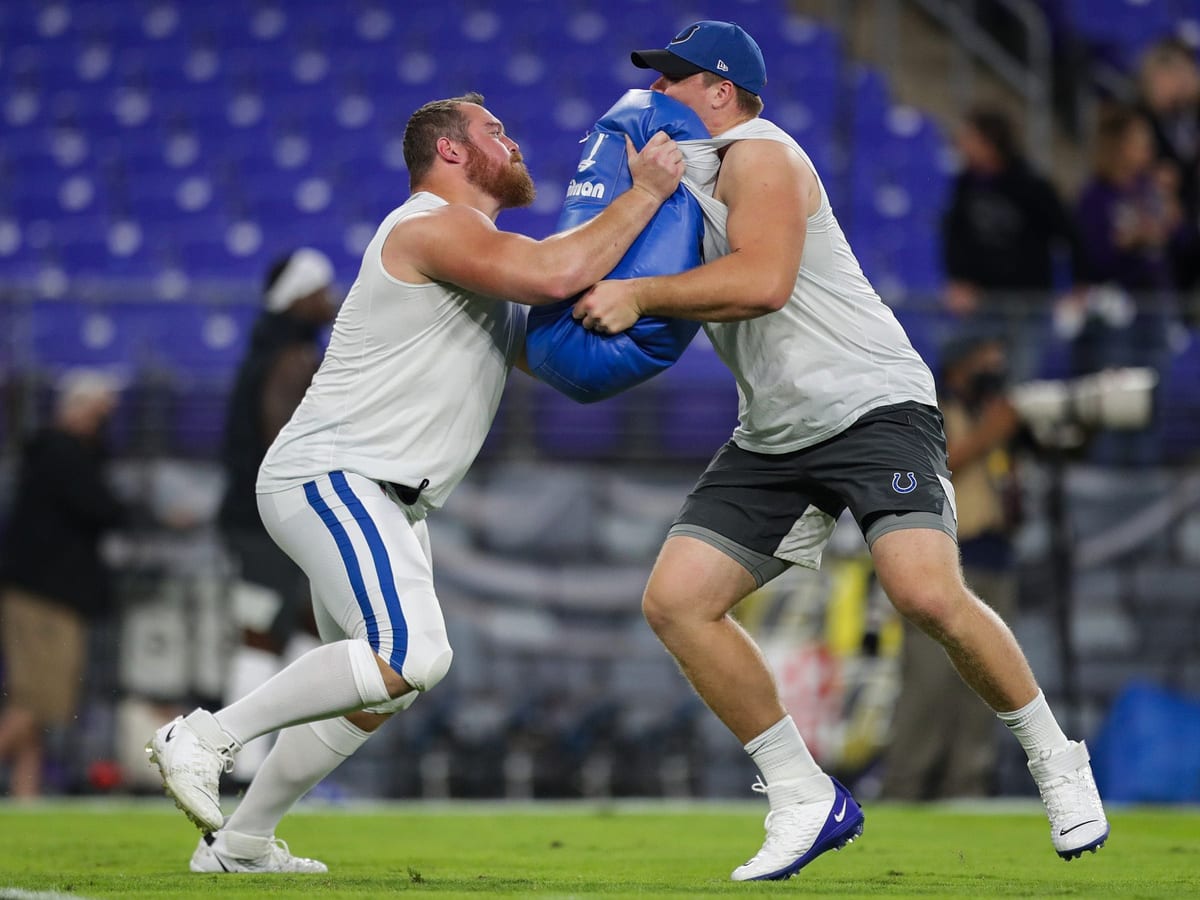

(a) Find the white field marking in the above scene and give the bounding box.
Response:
[1,889,96,900]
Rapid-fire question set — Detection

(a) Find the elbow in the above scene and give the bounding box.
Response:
[754,281,792,315]
[761,292,790,314]
[530,264,588,305]
[540,275,581,304]
[741,260,796,315]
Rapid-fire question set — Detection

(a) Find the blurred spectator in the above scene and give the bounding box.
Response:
[1136,38,1200,293]
[881,334,1021,801]
[941,107,1087,378]
[0,371,130,797]
[1072,105,1182,465]
[216,248,336,784]
[1073,106,1181,369]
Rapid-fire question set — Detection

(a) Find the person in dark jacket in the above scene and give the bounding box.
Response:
[942,107,1088,378]
[0,371,128,797]
[217,248,336,783]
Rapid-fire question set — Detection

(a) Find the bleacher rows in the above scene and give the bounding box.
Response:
[1,0,956,296]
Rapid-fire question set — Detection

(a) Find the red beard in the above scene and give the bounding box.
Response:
[464,142,536,209]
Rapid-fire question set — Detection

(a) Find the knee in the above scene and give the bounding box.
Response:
[399,628,453,693]
[889,583,968,638]
[642,581,688,636]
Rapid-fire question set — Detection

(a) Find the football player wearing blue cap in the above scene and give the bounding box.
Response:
[574,19,1108,882]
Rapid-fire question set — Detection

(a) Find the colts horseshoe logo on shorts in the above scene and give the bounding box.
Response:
[892,472,918,494]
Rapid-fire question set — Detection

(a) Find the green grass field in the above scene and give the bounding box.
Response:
[0,801,1196,898]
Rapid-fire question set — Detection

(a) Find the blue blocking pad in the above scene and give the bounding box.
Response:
[525,90,707,403]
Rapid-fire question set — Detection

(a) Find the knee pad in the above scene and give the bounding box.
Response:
[400,625,453,692]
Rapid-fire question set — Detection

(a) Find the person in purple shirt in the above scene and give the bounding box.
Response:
[1074,105,1183,462]
[1076,106,1179,298]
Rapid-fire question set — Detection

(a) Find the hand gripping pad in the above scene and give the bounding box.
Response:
[525,90,706,402]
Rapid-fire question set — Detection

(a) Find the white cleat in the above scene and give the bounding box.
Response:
[145,709,240,834]
[1030,740,1110,860]
[190,831,328,874]
[731,775,865,881]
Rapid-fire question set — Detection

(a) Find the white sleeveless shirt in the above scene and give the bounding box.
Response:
[257,192,524,515]
[680,118,936,453]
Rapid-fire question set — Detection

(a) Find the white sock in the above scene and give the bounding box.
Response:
[744,715,826,807]
[225,646,283,781]
[223,716,372,840]
[996,691,1071,763]
[215,640,389,745]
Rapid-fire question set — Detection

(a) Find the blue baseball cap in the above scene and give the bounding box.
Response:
[632,20,767,95]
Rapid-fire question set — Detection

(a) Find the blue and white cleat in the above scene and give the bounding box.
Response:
[731,775,865,881]
[1030,740,1109,860]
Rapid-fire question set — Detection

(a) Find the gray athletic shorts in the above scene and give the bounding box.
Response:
[669,402,958,586]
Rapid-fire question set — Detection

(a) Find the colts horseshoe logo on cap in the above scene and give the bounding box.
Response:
[671,23,702,44]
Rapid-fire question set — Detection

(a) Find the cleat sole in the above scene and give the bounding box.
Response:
[1056,833,1108,861]
[145,740,223,833]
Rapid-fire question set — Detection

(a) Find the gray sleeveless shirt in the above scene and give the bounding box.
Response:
[680,118,936,453]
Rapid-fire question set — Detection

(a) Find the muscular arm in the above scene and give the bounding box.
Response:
[573,140,814,331]
[384,134,683,307]
[261,344,319,444]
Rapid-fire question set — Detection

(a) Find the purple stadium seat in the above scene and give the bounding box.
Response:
[29,298,152,370]
[0,232,48,283]
[0,0,956,319]
[174,233,266,279]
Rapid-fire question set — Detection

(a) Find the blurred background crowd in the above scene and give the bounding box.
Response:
[1,0,1198,805]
